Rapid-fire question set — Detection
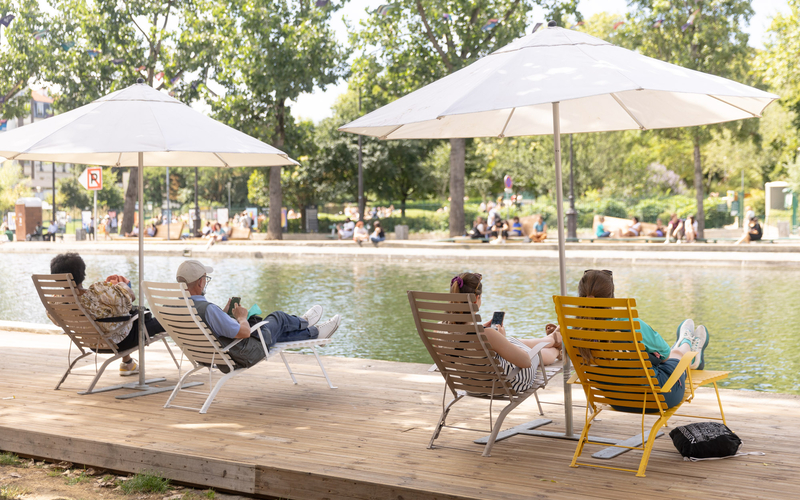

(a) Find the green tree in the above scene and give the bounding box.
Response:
[0,161,31,213]
[353,0,579,236]
[45,0,204,233]
[196,0,350,239]
[622,0,756,238]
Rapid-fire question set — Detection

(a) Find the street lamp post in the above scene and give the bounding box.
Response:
[194,167,201,236]
[227,181,231,214]
[357,89,364,222]
[566,134,577,240]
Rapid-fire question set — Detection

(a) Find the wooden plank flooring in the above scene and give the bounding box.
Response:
[0,330,797,499]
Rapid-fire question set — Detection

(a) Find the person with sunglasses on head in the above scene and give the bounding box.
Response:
[449,272,562,392]
[175,260,341,371]
[576,270,711,409]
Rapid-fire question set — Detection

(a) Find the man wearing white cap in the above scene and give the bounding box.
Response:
[176,260,340,369]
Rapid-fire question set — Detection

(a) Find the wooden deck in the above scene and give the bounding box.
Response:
[0,330,797,499]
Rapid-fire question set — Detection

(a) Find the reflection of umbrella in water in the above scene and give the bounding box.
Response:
[340,23,778,437]
[0,81,297,397]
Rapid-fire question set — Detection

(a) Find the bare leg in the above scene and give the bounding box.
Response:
[734,232,750,245]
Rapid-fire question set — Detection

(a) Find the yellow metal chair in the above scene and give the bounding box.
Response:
[553,296,729,477]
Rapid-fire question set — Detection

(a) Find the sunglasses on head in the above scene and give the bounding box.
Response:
[584,269,612,276]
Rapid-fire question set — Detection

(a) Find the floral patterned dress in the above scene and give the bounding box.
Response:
[78,282,135,344]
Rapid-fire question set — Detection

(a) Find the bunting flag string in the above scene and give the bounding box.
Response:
[135,65,146,72]
[481,18,498,32]
[681,9,699,32]
[442,13,452,22]
[569,21,584,30]
[87,49,101,57]
[0,14,15,27]
[613,21,625,30]
[375,5,393,16]
[155,71,165,81]
[60,41,75,51]
[33,29,48,40]
[652,16,664,28]
[170,75,181,84]
[315,0,329,6]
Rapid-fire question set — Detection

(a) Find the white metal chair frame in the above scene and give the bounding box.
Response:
[143,281,336,414]
[31,273,180,395]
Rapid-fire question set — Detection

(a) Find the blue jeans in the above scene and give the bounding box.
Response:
[255,311,318,347]
[370,235,385,243]
[610,353,685,413]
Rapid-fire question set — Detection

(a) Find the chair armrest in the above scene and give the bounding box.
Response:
[567,372,580,384]
[220,320,268,353]
[660,352,696,392]
[249,320,268,333]
[220,338,243,352]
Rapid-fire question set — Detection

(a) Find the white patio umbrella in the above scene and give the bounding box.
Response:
[340,23,778,437]
[0,82,297,396]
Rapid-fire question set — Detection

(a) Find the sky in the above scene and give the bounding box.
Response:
[290,0,792,124]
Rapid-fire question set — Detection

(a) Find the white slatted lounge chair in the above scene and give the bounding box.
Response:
[142,281,336,414]
[408,290,562,456]
[31,273,180,394]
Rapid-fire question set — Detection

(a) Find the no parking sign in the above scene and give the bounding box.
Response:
[79,167,103,190]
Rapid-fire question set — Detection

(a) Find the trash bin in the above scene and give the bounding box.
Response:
[75,228,86,241]
[305,206,319,233]
[395,224,409,240]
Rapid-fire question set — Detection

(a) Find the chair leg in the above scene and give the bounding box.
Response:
[278,350,299,384]
[200,369,238,414]
[162,338,181,369]
[533,390,544,416]
[571,407,600,468]
[55,352,92,390]
[429,393,464,448]
[82,354,123,394]
[713,382,727,426]
[310,346,337,389]
[636,416,667,477]
[482,398,523,457]
[164,365,204,410]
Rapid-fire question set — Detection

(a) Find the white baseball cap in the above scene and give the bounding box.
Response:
[176,260,214,283]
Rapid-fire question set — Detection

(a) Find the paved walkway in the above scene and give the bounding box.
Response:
[2,238,799,267]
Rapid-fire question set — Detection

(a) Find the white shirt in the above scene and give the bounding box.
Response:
[342,221,355,238]
[48,223,58,233]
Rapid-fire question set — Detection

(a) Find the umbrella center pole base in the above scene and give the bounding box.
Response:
[115,381,203,400]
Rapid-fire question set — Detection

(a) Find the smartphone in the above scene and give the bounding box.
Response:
[491,311,505,327]
[227,297,241,317]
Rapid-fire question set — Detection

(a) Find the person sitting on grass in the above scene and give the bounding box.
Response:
[595,215,611,238]
[353,220,369,246]
[529,215,547,243]
[510,216,523,237]
[49,252,165,376]
[175,260,340,370]
[617,216,642,238]
[370,220,385,246]
[576,270,710,410]
[448,273,563,392]
[735,216,763,245]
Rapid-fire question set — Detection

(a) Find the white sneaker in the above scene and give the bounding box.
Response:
[672,318,695,351]
[690,325,710,370]
[315,315,341,339]
[300,305,323,327]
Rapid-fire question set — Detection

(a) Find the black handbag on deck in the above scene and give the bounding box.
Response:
[669,422,742,459]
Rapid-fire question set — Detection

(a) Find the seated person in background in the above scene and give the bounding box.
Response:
[353,220,369,246]
[145,223,157,237]
[617,216,642,237]
[124,224,139,237]
[201,221,212,236]
[338,217,355,239]
[663,213,682,244]
[0,223,11,242]
[735,216,762,244]
[490,219,510,244]
[577,270,711,410]
[529,215,547,243]
[449,273,563,387]
[175,260,340,369]
[30,222,44,241]
[683,214,698,243]
[510,216,523,236]
[470,217,489,239]
[45,220,59,241]
[49,252,165,376]
[595,215,611,238]
[648,218,666,237]
[370,220,385,246]
[205,222,228,248]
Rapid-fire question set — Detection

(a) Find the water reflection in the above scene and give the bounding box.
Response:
[6,253,800,394]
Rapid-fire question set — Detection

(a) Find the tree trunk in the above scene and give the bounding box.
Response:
[121,168,138,234]
[401,196,406,218]
[448,138,466,237]
[693,134,705,240]
[267,100,287,240]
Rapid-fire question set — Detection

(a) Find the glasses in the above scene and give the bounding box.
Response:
[584,269,612,276]
[203,275,213,283]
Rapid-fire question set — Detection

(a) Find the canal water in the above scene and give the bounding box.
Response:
[6,253,799,394]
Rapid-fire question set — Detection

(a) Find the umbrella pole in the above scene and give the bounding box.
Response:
[552,102,574,437]
[136,152,147,388]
